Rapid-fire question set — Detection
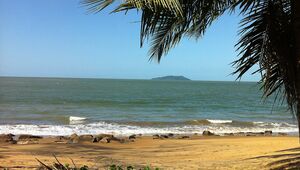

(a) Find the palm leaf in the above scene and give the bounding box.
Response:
[233,0,297,114]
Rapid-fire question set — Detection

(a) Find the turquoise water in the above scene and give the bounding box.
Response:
[0,77,297,136]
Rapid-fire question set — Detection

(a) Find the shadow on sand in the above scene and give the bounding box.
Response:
[250,147,300,170]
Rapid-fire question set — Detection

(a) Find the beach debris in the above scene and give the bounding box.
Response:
[202,130,215,136]
[264,130,272,136]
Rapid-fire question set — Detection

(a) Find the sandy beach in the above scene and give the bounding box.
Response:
[0,135,299,169]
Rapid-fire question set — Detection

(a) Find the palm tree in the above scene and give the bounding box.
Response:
[83,0,300,135]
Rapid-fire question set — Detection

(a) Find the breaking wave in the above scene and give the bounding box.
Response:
[0,119,297,136]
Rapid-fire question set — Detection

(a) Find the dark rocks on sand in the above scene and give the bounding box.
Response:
[224,133,234,136]
[70,133,78,138]
[0,134,15,143]
[202,130,214,136]
[54,136,69,144]
[152,134,172,139]
[129,135,136,140]
[179,136,190,139]
[246,132,264,136]
[116,137,135,143]
[93,134,123,143]
[160,135,169,139]
[56,136,69,141]
[69,133,79,144]
[100,137,111,143]
[95,134,114,139]
[278,132,288,136]
[264,131,272,136]
[235,132,245,136]
[79,135,93,142]
[168,133,174,138]
[153,134,160,139]
[93,134,114,142]
[18,134,42,140]
[92,136,101,143]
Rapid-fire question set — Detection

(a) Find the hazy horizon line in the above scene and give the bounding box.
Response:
[0,75,259,83]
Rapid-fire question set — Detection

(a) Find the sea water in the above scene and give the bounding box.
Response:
[0,77,297,136]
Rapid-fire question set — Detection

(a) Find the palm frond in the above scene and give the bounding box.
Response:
[82,0,116,13]
[114,0,183,16]
[82,0,234,61]
[233,0,297,114]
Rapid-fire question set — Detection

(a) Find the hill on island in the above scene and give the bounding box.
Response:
[151,76,191,81]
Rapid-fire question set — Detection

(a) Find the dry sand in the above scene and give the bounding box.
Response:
[0,136,299,169]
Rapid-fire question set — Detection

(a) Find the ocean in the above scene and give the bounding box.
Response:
[0,77,298,136]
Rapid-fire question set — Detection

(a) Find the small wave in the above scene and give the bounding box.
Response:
[0,120,297,136]
[207,119,233,124]
[184,119,211,125]
[69,116,86,121]
[253,122,297,128]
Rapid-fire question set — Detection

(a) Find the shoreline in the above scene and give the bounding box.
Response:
[0,134,299,169]
[0,119,297,137]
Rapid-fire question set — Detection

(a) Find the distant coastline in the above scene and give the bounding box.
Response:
[151,76,191,81]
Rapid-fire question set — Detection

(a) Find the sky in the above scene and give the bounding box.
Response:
[0,0,260,81]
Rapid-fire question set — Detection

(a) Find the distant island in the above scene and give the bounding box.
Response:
[151,76,191,81]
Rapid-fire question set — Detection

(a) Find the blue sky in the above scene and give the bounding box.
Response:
[0,0,260,81]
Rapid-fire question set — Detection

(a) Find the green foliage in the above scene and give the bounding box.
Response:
[36,156,160,170]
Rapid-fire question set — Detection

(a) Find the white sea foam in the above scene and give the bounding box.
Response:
[0,121,297,136]
[207,119,233,124]
[69,116,87,121]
